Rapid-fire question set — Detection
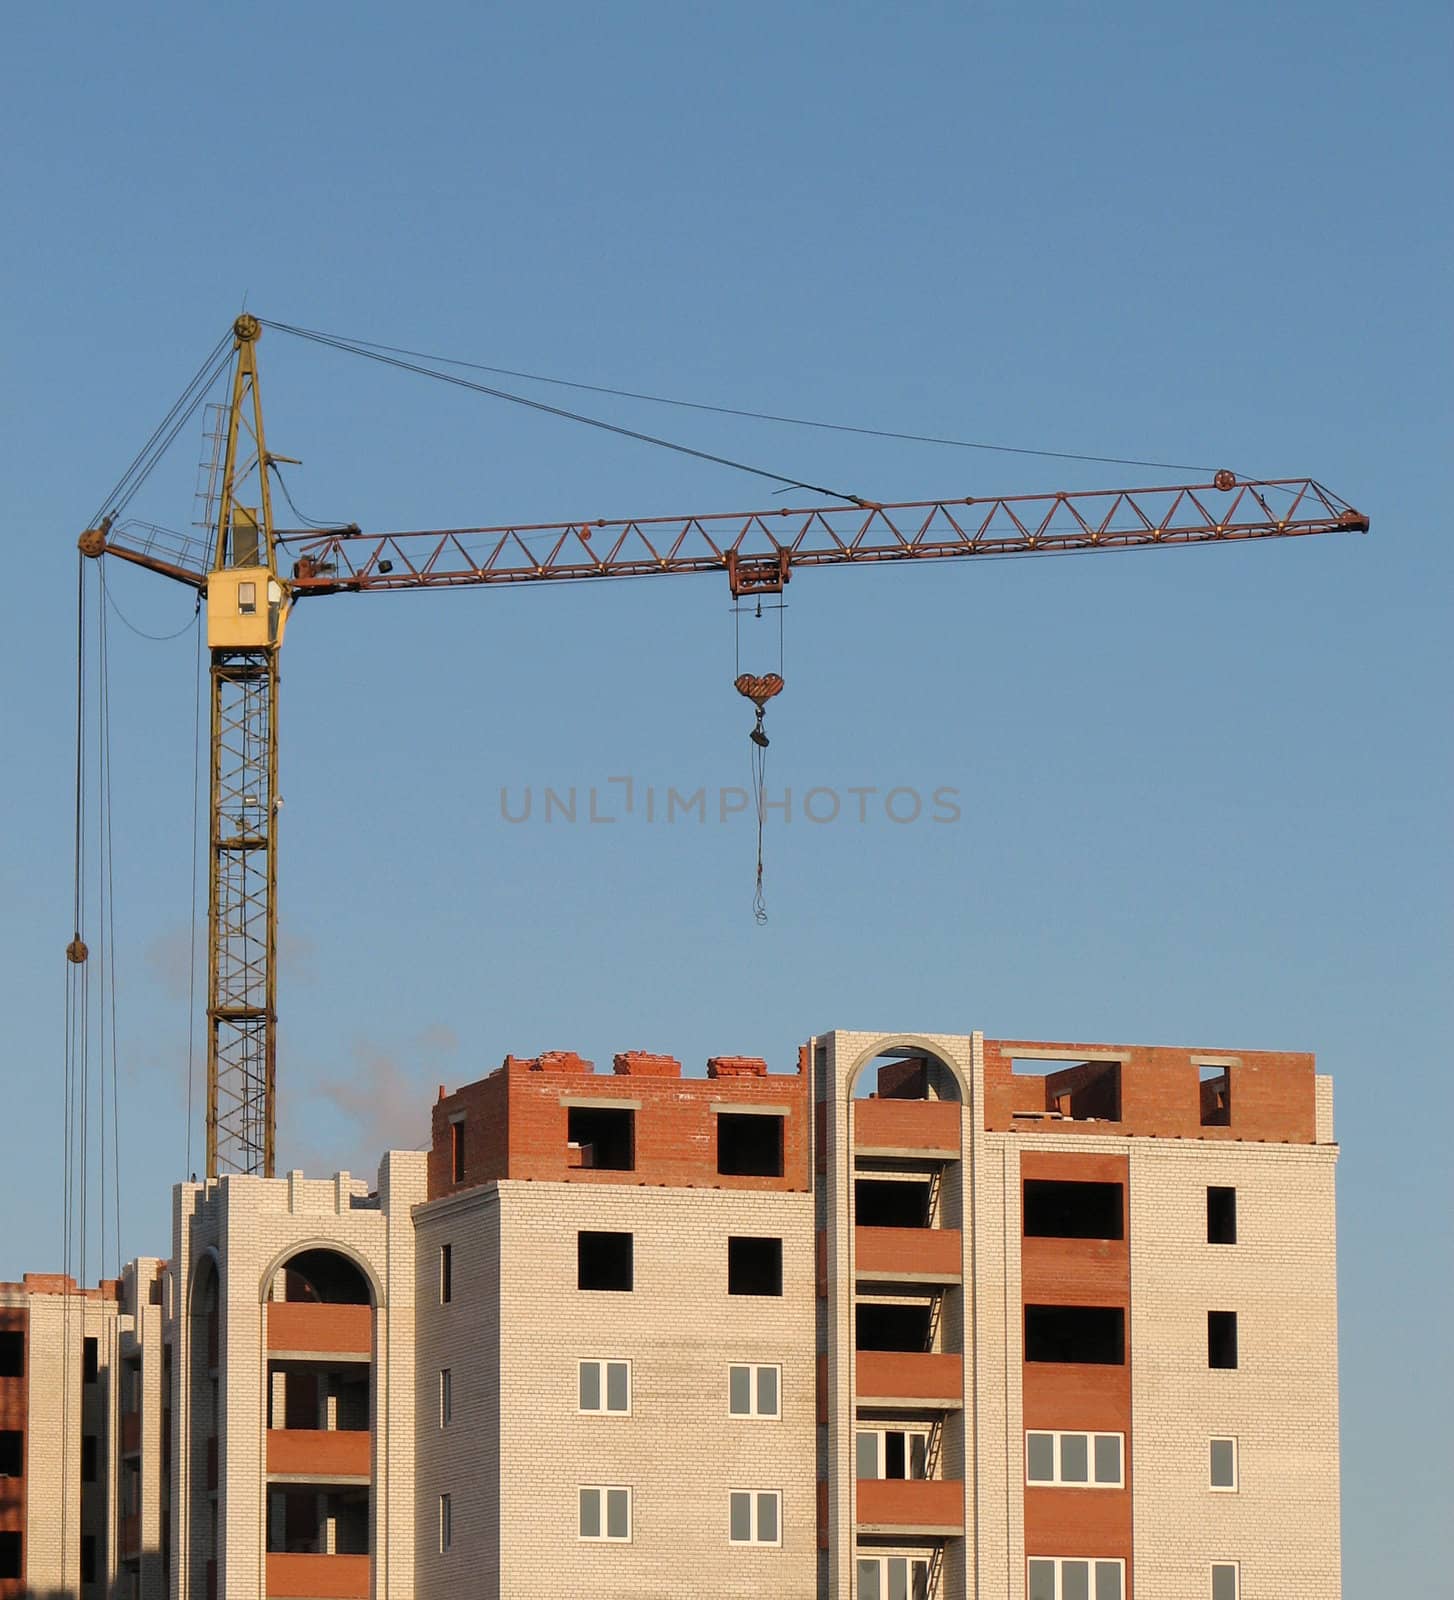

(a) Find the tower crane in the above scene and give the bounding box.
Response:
[77,316,1370,1179]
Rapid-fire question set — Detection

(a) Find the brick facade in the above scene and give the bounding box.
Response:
[7,1028,1340,1598]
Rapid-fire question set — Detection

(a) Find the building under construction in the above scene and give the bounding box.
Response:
[2,1028,1341,1599]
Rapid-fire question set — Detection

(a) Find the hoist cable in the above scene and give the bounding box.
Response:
[258,319,867,505]
[269,461,348,530]
[100,563,201,642]
[262,321,1225,478]
[185,618,202,1178]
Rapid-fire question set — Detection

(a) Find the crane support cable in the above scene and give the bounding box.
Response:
[272,320,1226,478]
[257,318,868,505]
[88,333,234,529]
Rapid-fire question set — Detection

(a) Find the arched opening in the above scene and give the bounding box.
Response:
[851,1047,963,1104]
[264,1248,375,1573]
[267,1247,372,1307]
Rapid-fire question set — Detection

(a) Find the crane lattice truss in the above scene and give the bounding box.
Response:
[83,318,1369,1178]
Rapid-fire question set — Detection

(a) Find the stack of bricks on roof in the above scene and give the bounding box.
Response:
[0,1030,1340,1599]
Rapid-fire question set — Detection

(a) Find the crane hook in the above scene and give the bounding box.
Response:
[735,672,783,746]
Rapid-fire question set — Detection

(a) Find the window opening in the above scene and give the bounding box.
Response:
[439,1369,452,1427]
[717,1113,784,1178]
[1023,1179,1124,1240]
[1207,1186,1237,1245]
[1025,1305,1125,1365]
[83,1336,98,1384]
[728,1363,780,1418]
[1011,1058,1121,1122]
[439,1243,453,1305]
[450,1119,465,1183]
[857,1556,931,1600]
[856,1428,929,1479]
[1028,1557,1124,1599]
[1211,1563,1240,1600]
[1208,1311,1238,1370]
[1199,1065,1231,1127]
[0,1534,19,1581]
[579,1485,631,1541]
[1210,1437,1238,1490]
[856,1177,931,1228]
[856,1301,932,1352]
[568,1105,635,1172]
[579,1360,631,1414]
[727,1236,782,1296]
[0,1332,21,1377]
[1025,1430,1123,1487]
[578,1231,633,1292]
[439,1493,451,1552]
[0,1432,20,1477]
[728,1489,781,1545]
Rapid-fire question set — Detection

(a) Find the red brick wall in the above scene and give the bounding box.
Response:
[984,1040,1316,1142]
[428,1051,810,1198]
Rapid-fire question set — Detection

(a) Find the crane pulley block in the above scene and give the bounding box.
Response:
[725,549,791,598]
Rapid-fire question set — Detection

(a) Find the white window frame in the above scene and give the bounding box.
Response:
[727,1488,782,1546]
[1025,1430,1124,1487]
[856,1553,932,1598]
[1210,1562,1240,1600]
[1209,1436,1238,1492]
[578,1484,632,1543]
[439,1367,452,1428]
[856,1426,931,1479]
[578,1358,632,1416]
[438,1492,452,1553]
[1028,1556,1125,1599]
[727,1362,781,1419]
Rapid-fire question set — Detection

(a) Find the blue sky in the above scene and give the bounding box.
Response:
[2,1,1448,1586]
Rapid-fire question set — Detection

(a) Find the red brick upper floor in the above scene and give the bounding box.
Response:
[983,1038,1320,1143]
[429,1047,811,1199]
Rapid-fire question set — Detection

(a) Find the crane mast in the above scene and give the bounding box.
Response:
[80,319,1370,1180]
[202,315,288,1177]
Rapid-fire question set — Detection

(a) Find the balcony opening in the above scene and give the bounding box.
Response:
[0,1533,18,1581]
[0,1430,20,1477]
[857,1427,929,1479]
[856,1177,931,1228]
[1208,1310,1238,1369]
[857,1300,932,1352]
[854,1049,962,1102]
[1024,1304,1125,1365]
[1207,1186,1237,1245]
[1022,1179,1124,1240]
[717,1112,784,1177]
[578,1230,633,1292]
[1011,1058,1121,1122]
[277,1248,371,1306]
[727,1236,783,1296]
[267,1485,370,1555]
[1200,1065,1231,1127]
[0,1331,21,1377]
[568,1105,635,1172]
[857,1556,931,1600]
